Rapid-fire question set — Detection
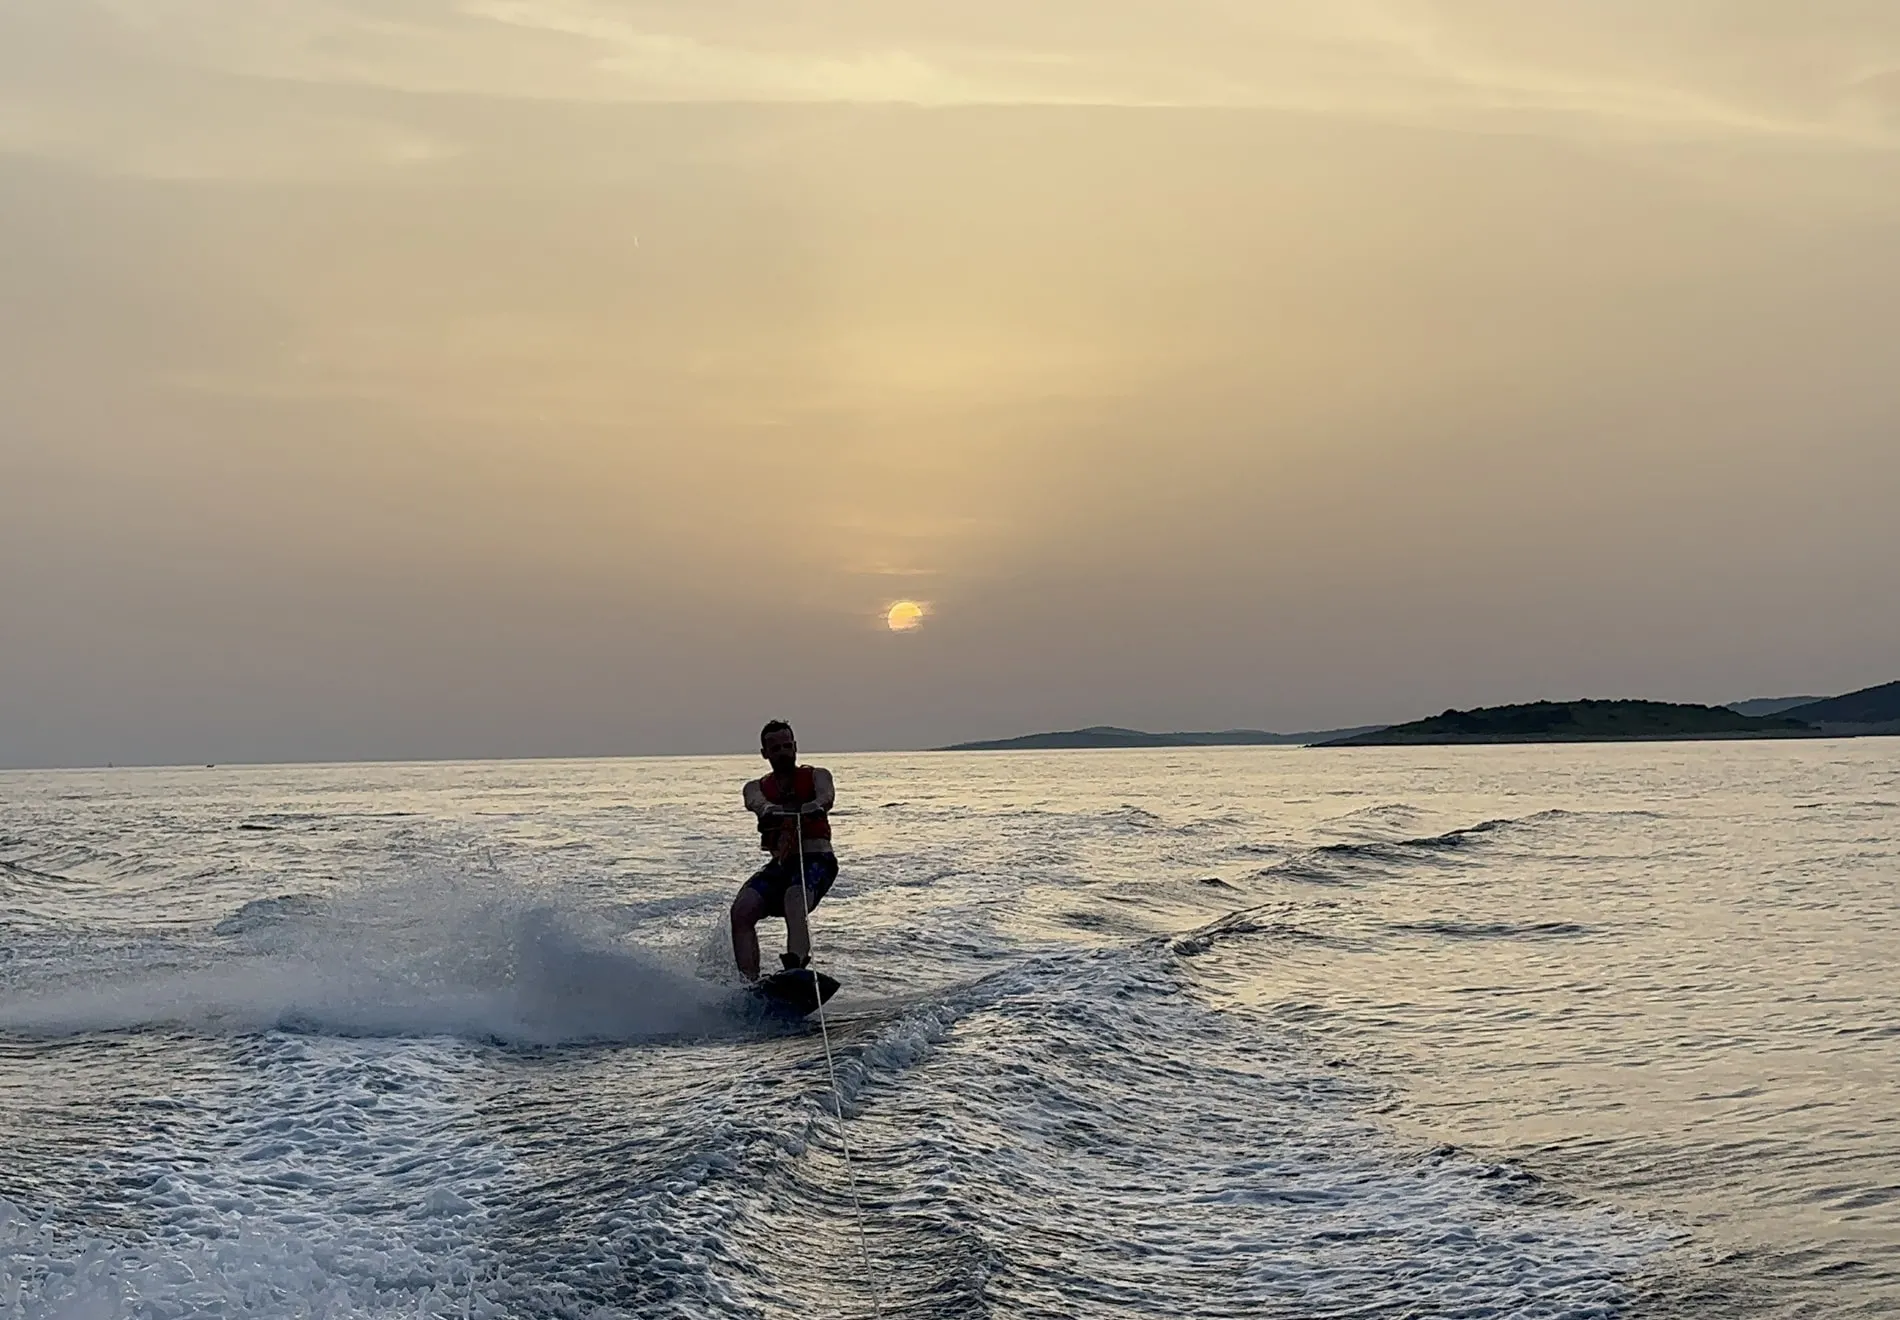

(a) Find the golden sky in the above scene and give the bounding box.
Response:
[4,3,1899,764]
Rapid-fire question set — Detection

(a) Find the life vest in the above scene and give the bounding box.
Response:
[757,767,831,849]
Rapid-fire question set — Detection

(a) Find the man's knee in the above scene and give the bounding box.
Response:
[731,889,763,927]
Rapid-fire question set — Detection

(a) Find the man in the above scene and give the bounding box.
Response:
[731,719,838,981]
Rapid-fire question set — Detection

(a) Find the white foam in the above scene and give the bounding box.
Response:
[788,949,1675,1319]
[0,870,737,1046]
[4,1029,516,1317]
[0,1195,509,1319]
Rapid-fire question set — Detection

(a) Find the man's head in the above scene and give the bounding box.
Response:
[760,720,798,774]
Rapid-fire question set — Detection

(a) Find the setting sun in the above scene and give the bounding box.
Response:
[886,600,927,633]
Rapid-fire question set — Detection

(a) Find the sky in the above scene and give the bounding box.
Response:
[3,2,1899,767]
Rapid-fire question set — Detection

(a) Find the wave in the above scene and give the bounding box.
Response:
[1386,919,1591,940]
[1254,807,1646,885]
[0,937,1668,1320]
[1170,905,1353,956]
[0,835,144,889]
[1106,804,1167,832]
[791,946,1666,1319]
[0,1196,503,1320]
[1315,802,1424,829]
[0,858,77,887]
[212,892,326,935]
[0,872,741,1047]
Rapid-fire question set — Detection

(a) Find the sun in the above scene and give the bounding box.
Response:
[886,600,927,632]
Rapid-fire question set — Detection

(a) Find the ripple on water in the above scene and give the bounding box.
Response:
[1,747,1896,1317]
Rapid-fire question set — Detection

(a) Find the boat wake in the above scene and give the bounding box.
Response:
[0,871,739,1047]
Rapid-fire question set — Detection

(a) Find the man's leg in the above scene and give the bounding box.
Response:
[781,874,811,965]
[730,884,766,981]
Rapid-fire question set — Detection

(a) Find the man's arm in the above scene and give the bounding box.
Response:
[743,778,777,817]
[809,767,836,813]
[743,770,833,816]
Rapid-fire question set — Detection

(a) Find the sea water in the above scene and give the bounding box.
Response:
[1,743,1896,1317]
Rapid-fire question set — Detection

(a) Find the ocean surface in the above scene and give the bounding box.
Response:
[1,742,1896,1318]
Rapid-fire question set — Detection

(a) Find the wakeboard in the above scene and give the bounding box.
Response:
[753,967,840,1016]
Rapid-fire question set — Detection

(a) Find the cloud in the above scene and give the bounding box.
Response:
[4,1,1896,158]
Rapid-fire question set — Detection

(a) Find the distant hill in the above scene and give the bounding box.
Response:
[1780,681,1900,734]
[1317,700,1815,747]
[1727,696,1826,718]
[938,724,1388,751]
[935,682,1900,753]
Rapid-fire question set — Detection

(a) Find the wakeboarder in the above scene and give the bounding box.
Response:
[731,719,838,983]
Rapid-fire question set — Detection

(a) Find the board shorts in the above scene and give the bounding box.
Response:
[744,853,839,920]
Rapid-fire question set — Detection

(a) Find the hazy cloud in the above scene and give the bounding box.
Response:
[5,3,1898,157]
[3,4,1898,766]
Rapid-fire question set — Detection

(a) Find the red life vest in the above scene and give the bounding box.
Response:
[757,767,831,848]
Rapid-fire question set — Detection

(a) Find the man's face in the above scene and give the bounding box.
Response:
[761,729,798,771]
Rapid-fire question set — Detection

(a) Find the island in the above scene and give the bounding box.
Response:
[1778,681,1900,736]
[1726,696,1826,717]
[1315,699,1816,747]
[937,724,1387,752]
[936,679,1900,753]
